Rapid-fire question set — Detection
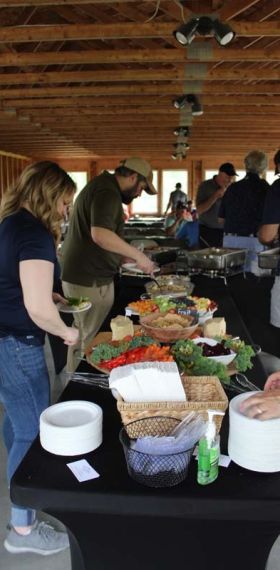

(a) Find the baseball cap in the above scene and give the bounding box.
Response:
[120,157,157,195]
[274,150,280,175]
[219,162,238,176]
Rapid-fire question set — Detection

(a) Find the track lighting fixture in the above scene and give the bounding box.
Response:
[174,15,235,47]
[172,152,187,160]
[173,126,191,136]
[173,142,190,151]
[173,94,203,116]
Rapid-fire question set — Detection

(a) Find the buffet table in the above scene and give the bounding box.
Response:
[11,277,280,570]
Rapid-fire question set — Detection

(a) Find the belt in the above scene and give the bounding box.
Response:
[224,232,257,238]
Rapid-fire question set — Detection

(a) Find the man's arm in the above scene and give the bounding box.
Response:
[91,226,155,273]
[196,188,225,216]
[258,224,279,245]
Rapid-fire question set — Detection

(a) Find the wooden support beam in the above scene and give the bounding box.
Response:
[1,68,280,85]
[0,22,279,43]
[1,83,280,99]
[0,48,280,68]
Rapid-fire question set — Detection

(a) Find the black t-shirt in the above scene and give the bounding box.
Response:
[219,173,270,235]
[0,208,59,341]
[262,178,280,224]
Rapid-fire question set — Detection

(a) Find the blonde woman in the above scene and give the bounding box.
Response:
[0,161,79,555]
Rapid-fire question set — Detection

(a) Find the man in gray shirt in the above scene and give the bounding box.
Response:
[196,162,237,247]
[164,182,187,214]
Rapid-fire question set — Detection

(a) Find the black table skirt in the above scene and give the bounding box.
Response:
[11,275,280,570]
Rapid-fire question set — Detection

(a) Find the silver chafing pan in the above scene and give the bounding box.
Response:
[178,247,247,269]
[258,247,280,269]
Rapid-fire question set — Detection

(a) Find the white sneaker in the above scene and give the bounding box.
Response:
[4,521,69,555]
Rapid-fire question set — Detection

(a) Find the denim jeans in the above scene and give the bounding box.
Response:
[0,335,50,526]
[223,234,267,276]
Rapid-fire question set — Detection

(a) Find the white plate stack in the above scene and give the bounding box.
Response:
[228,392,280,472]
[40,400,103,456]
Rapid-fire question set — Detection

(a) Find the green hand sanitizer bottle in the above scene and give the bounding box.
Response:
[197,409,225,485]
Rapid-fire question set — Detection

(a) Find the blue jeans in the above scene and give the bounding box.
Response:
[223,234,266,275]
[0,335,50,527]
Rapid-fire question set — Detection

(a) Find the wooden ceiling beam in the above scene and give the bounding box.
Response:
[1,82,280,99]
[0,0,171,6]
[1,47,280,67]
[218,0,262,20]
[0,22,279,43]
[22,104,280,115]
[1,68,280,85]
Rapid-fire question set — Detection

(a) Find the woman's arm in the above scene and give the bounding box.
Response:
[20,259,79,345]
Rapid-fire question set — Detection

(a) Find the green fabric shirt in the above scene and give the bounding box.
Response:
[61,171,124,286]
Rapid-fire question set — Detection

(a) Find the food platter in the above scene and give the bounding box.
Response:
[85,327,239,377]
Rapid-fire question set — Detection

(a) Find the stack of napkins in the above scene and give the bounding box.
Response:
[109,361,186,402]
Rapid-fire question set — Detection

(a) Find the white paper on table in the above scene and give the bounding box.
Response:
[67,459,100,482]
[109,361,186,402]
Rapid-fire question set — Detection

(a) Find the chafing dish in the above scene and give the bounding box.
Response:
[258,247,280,269]
[177,248,247,270]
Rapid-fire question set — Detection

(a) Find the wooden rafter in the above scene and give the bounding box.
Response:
[0,22,279,43]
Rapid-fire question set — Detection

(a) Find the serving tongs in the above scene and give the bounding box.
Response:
[225,373,261,394]
[67,372,109,390]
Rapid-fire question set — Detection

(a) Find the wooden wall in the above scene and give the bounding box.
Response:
[0,151,30,200]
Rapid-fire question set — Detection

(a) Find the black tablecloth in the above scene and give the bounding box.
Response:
[11,276,280,570]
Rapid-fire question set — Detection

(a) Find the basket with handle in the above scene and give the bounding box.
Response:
[116,375,228,434]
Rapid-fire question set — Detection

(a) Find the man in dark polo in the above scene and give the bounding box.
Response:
[196,162,237,247]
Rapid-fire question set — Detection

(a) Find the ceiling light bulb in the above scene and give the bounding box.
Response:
[173,18,199,46]
[173,96,187,110]
[212,19,235,46]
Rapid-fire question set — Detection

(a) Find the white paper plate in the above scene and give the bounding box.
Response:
[122,263,160,275]
[229,392,280,472]
[57,301,92,313]
[40,400,103,456]
[193,337,236,366]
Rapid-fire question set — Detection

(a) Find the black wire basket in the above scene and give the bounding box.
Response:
[119,416,193,488]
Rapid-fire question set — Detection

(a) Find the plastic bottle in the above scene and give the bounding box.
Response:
[197,409,225,485]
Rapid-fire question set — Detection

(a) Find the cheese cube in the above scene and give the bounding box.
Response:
[110,315,134,341]
[203,317,226,338]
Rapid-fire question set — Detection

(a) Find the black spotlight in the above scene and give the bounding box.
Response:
[173,96,188,110]
[173,126,191,136]
[173,94,203,116]
[173,142,190,150]
[173,17,199,46]
[174,15,235,47]
[212,19,235,45]
[187,95,203,116]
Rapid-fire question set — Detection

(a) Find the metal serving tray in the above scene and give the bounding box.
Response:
[258,247,280,269]
[178,247,247,269]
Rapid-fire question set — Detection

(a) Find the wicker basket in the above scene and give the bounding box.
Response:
[116,375,228,434]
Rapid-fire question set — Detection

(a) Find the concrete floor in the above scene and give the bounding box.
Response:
[0,339,279,570]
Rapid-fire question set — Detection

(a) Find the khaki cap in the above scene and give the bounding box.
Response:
[120,157,157,195]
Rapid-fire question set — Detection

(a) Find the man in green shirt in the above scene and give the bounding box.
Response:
[61,157,157,371]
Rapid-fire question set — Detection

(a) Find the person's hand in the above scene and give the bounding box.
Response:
[216,188,226,199]
[135,251,156,274]
[52,292,68,305]
[63,327,79,346]
[264,371,280,392]
[239,390,280,420]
